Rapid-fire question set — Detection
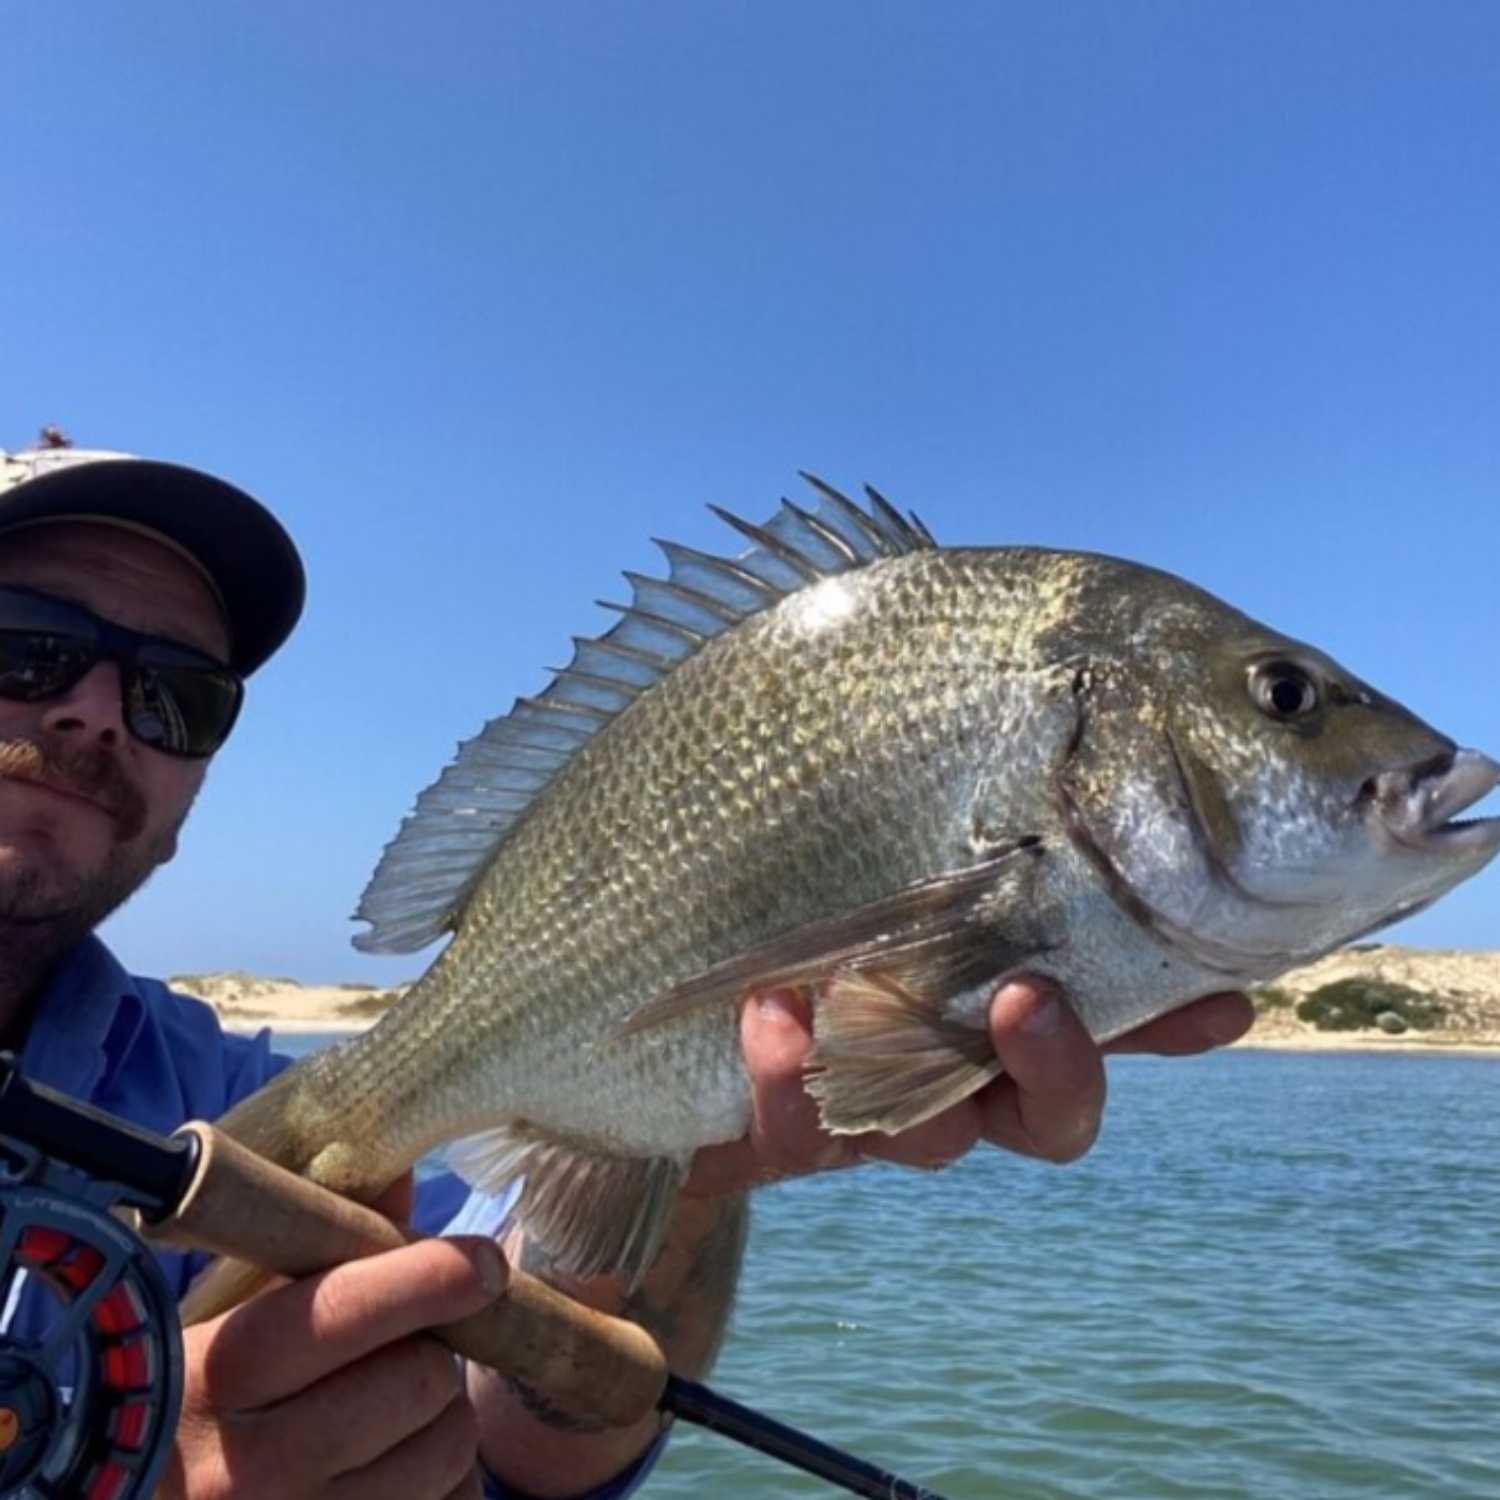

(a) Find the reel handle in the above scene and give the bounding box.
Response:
[137,1123,668,1427]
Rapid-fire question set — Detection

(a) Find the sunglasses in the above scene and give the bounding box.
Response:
[0,586,244,758]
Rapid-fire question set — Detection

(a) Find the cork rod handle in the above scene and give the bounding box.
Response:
[140,1121,668,1428]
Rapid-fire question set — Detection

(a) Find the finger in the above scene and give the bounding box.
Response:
[708,987,982,1181]
[975,978,1106,1163]
[328,1387,480,1500]
[222,1334,463,1484]
[1104,992,1254,1054]
[198,1236,504,1410]
[685,988,855,1196]
[852,1097,981,1171]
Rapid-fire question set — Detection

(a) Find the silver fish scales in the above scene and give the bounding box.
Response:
[202,476,1500,1291]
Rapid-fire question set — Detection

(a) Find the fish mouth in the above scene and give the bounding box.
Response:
[1366,748,1500,858]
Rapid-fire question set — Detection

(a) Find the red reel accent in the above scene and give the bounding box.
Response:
[108,1398,155,1453]
[57,1244,107,1292]
[15,1225,71,1267]
[3,1176,185,1498]
[83,1456,133,1500]
[101,1336,157,1393]
[92,1281,149,1337]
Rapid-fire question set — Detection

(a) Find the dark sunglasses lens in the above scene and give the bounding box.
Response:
[0,592,102,701]
[0,629,97,701]
[0,589,242,757]
[125,659,243,757]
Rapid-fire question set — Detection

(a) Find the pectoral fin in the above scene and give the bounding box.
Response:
[806,970,1003,1135]
[613,842,1048,1040]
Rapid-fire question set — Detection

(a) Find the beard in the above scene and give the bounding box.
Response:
[0,733,182,950]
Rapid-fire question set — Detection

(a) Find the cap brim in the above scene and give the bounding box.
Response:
[0,458,304,675]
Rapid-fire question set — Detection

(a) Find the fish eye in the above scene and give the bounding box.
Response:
[1250,660,1320,720]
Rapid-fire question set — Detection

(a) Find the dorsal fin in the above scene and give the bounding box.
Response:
[352,477,936,954]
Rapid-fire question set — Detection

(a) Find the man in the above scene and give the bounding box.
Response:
[0,436,1252,1498]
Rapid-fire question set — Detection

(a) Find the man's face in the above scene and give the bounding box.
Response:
[0,521,230,942]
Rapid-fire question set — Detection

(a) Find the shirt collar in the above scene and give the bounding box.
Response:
[21,935,148,1098]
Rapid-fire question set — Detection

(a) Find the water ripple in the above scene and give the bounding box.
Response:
[651,1051,1500,1498]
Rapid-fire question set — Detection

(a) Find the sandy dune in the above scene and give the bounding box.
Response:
[1234,944,1500,1051]
[166,971,408,1034]
[170,944,1500,1052]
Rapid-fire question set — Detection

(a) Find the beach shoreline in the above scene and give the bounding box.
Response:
[220,1020,1500,1056]
[179,941,1500,1056]
[1231,1028,1498,1056]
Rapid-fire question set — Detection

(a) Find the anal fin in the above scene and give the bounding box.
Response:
[446,1126,688,1288]
[807,970,1003,1136]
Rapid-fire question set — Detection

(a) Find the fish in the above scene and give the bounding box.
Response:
[197,475,1500,1297]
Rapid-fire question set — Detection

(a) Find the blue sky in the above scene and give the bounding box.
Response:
[2,1,1496,981]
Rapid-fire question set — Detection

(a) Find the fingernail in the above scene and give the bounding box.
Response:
[463,1237,508,1299]
[1057,1115,1100,1162]
[754,988,805,1025]
[1019,993,1063,1037]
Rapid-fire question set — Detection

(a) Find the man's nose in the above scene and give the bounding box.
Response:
[39,661,126,748]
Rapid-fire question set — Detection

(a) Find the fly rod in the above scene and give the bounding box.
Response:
[665,1375,947,1500]
[0,1058,955,1500]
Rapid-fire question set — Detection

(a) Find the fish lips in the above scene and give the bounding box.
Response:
[1369,748,1500,862]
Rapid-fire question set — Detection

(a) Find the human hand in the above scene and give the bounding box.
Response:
[159,1186,501,1500]
[683,978,1253,1195]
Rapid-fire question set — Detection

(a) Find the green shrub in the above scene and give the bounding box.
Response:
[1250,985,1296,1012]
[1295,979,1446,1033]
[336,990,402,1018]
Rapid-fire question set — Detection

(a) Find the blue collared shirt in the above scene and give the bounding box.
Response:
[6,935,664,1499]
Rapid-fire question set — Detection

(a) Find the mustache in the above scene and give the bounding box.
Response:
[0,735,148,841]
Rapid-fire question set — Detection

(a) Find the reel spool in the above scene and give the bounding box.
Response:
[0,1163,182,1499]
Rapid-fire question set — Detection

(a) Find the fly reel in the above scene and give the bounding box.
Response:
[0,1081,186,1500]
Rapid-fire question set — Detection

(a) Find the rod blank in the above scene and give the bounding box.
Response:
[665,1376,952,1500]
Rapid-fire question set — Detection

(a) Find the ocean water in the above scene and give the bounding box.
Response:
[282,1040,1499,1499]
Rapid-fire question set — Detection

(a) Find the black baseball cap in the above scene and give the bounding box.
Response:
[0,441,305,676]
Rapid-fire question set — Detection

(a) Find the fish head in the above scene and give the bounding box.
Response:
[1145,601,1500,964]
[1049,555,1498,978]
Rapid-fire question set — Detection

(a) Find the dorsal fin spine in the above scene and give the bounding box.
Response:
[864,485,912,540]
[515,695,614,725]
[546,666,645,701]
[655,539,782,601]
[622,570,743,625]
[706,505,824,582]
[581,635,675,671]
[597,600,710,647]
[779,498,860,566]
[798,473,898,556]
[906,508,938,548]
[352,478,939,954]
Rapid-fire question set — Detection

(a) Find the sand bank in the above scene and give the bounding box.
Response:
[171,942,1500,1052]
